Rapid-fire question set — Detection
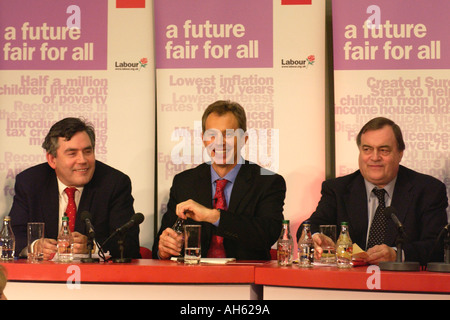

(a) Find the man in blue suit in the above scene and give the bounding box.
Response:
[297,117,448,265]
[9,118,140,260]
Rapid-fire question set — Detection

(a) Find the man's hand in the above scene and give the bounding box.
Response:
[38,238,57,260]
[72,232,88,254]
[365,244,397,265]
[176,199,220,224]
[312,233,335,261]
[158,228,183,260]
[39,232,89,260]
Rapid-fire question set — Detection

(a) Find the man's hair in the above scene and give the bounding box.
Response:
[201,100,247,133]
[42,117,96,157]
[356,117,405,151]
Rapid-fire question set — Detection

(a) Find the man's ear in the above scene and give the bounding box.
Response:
[46,152,57,169]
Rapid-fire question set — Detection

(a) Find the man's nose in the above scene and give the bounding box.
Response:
[77,152,88,163]
[370,149,382,161]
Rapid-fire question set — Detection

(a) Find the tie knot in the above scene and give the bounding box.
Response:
[216,179,228,191]
[65,187,77,199]
[372,188,386,202]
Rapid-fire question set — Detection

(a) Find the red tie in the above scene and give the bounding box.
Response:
[207,179,228,258]
[65,187,77,232]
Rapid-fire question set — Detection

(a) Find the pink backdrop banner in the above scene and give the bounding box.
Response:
[0,0,107,70]
[155,0,273,69]
[333,0,450,70]
[155,0,326,252]
[333,0,450,220]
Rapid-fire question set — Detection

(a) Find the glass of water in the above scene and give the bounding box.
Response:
[27,222,45,263]
[184,225,201,265]
[319,225,337,265]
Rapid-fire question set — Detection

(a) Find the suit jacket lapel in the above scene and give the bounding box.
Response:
[194,164,214,248]
[78,188,93,214]
[42,173,60,239]
[228,163,252,214]
[345,173,369,249]
[77,182,96,233]
[195,163,213,208]
[388,166,413,245]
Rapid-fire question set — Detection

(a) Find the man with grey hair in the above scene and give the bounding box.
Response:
[9,117,140,260]
[297,117,448,266]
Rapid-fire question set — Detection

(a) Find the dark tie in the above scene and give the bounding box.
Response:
[367,188,387,249]
[207,179,228,258]
[65,187,77,232]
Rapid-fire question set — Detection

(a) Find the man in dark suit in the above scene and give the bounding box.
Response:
[297,117,448,265]
[153,100,286,260]
[10,118,140,260]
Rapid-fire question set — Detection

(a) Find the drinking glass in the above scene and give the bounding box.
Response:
[184,225,201,265]
[27,222,45,263]
[319,225,337,265]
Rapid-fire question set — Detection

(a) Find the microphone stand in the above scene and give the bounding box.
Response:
[100,213,144,263]
[81,234,100,263]
[113,231,131,263]
[427,226,450,273]
[101,230,132,263]
[379,231,420,271]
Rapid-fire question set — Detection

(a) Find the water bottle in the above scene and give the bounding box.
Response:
[57,216,74,263]
[336,222,353,268]
[171,217,185,258]
[277,220,294,266]
[172,217,185,234]
[0,216,15,261]
[298,222,314,268]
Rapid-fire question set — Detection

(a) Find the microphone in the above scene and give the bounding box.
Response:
[105,213,144,264]
[426,224,450,273]
[80,211,99,263]
[379,206,420,271]
[115,213,145,235]
[101,213,145,248]
[80,211,95,238]
[383,207,404,234]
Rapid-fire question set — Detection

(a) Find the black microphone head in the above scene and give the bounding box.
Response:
[81,211,92,221]
[383,206,397,219]
[132,213,145,225]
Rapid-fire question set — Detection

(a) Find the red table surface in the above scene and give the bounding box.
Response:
[255,261,450,293]
[0,259,258,284]
[2,260,449,294]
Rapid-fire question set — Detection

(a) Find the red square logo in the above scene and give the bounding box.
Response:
[282,0,312,4]
[117,0,145,8]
